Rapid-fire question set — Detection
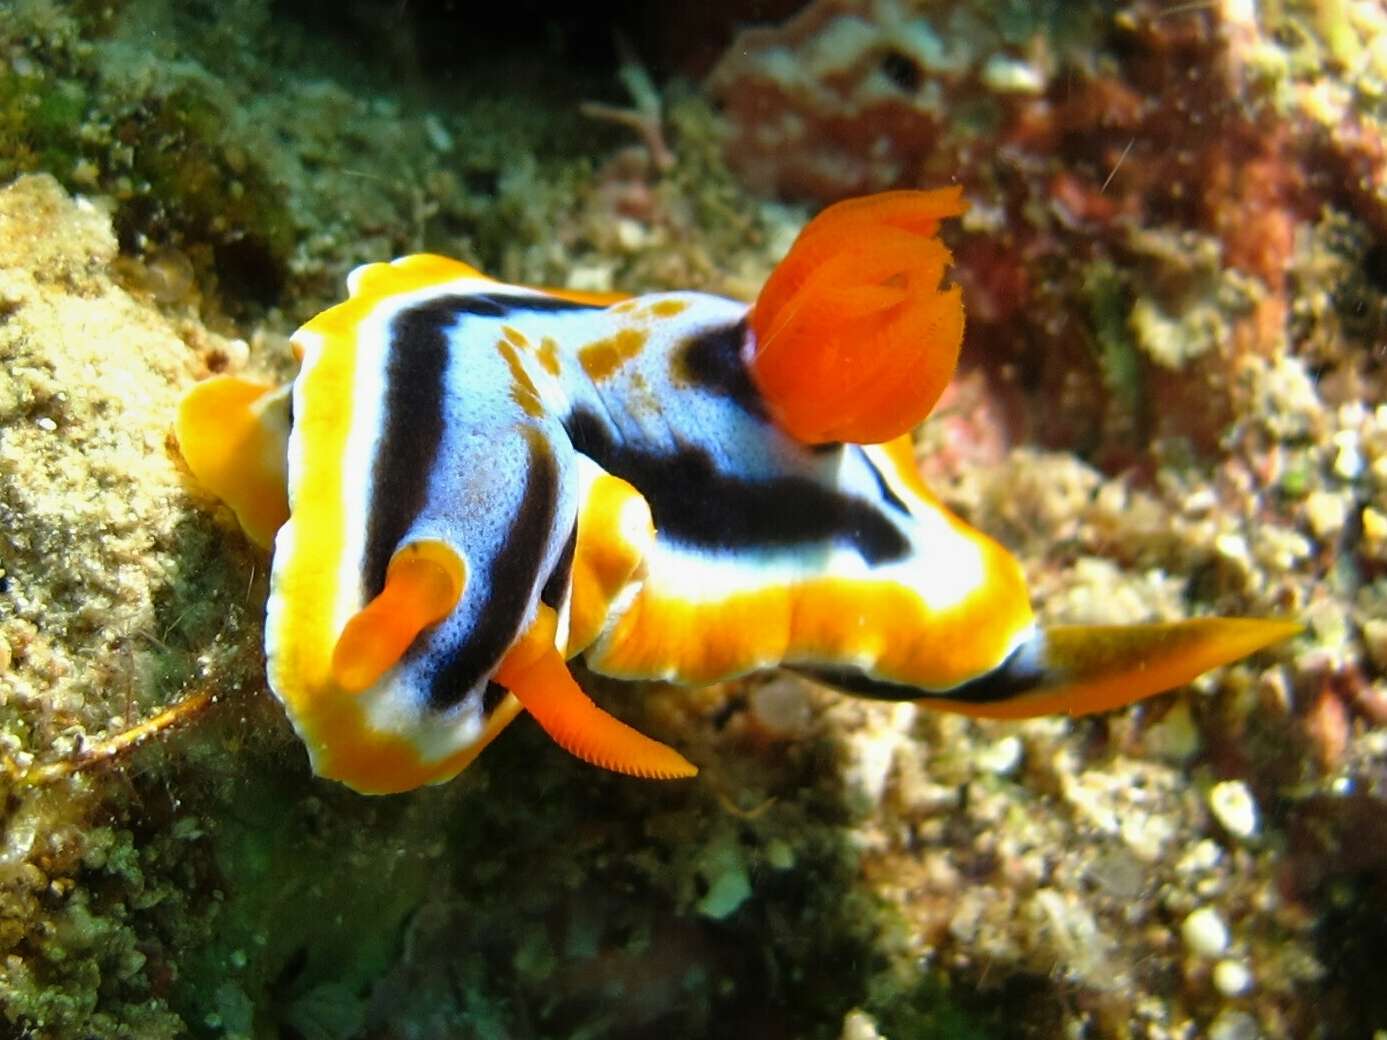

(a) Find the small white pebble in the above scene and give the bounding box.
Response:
[1183,487,1217,516]
[1253,525,1312,572]
[888,702,916,732]
[565,263,615,293]
[1208,1009,1260,1040]
[893,769,959,816]
[1208,780,1259,839]
[976,734,1022,776]
[840,1009,885,1040]
[35,416,56,432]
[422,113,454,153]
[1177,838,1225,876]
[1363,618,1387,673]
[1304,490,1348,541]
[1220,0,1256,28]
[1182,906,1230,958]
[980,55,1045,94]
[1121,811,1175,863]
[843,726,899,807]
[614,218,649,251]
[1213,958,1253,997]
[223,337,252,369]
[1333,430,1364,480]
[1215,532,1250,566]
[1143,700,1202,762]
[749,678,813,739]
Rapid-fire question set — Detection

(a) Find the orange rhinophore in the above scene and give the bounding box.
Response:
[748,187,967,445]
[331,541,467,693]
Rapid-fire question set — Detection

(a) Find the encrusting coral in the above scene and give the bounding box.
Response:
[0,172,260,1037]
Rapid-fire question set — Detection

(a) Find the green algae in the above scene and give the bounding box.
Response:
[0,797,187,1039]
[865,971,1014,1040]
[168,767,441,1039]
[0,0,775,329]
[1279,460,1313,499]
[663,90,776,271]
[145,516,267,706]
[129,711,998,1040]
[0,69,91,185]
[0,11,298,312]
[114,85,297,308]
[1082,261,1147,445]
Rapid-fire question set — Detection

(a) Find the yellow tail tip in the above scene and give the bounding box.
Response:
[929,616,1301,721]
[1038,616,1302,719]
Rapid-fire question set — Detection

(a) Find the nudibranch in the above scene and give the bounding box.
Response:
[176,188,1298,794]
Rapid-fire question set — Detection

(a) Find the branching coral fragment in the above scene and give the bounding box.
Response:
[4,686,216,786]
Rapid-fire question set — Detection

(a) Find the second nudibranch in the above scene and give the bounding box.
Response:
[177,188,1298,794]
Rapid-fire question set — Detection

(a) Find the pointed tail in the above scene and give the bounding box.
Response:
[924,617,1302,720]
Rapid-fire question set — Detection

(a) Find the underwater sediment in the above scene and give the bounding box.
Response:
[0,1,1384,1038]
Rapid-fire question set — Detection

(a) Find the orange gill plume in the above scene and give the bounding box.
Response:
[747,188,967,445]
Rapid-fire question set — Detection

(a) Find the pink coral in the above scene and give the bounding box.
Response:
[707,0,955,201]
